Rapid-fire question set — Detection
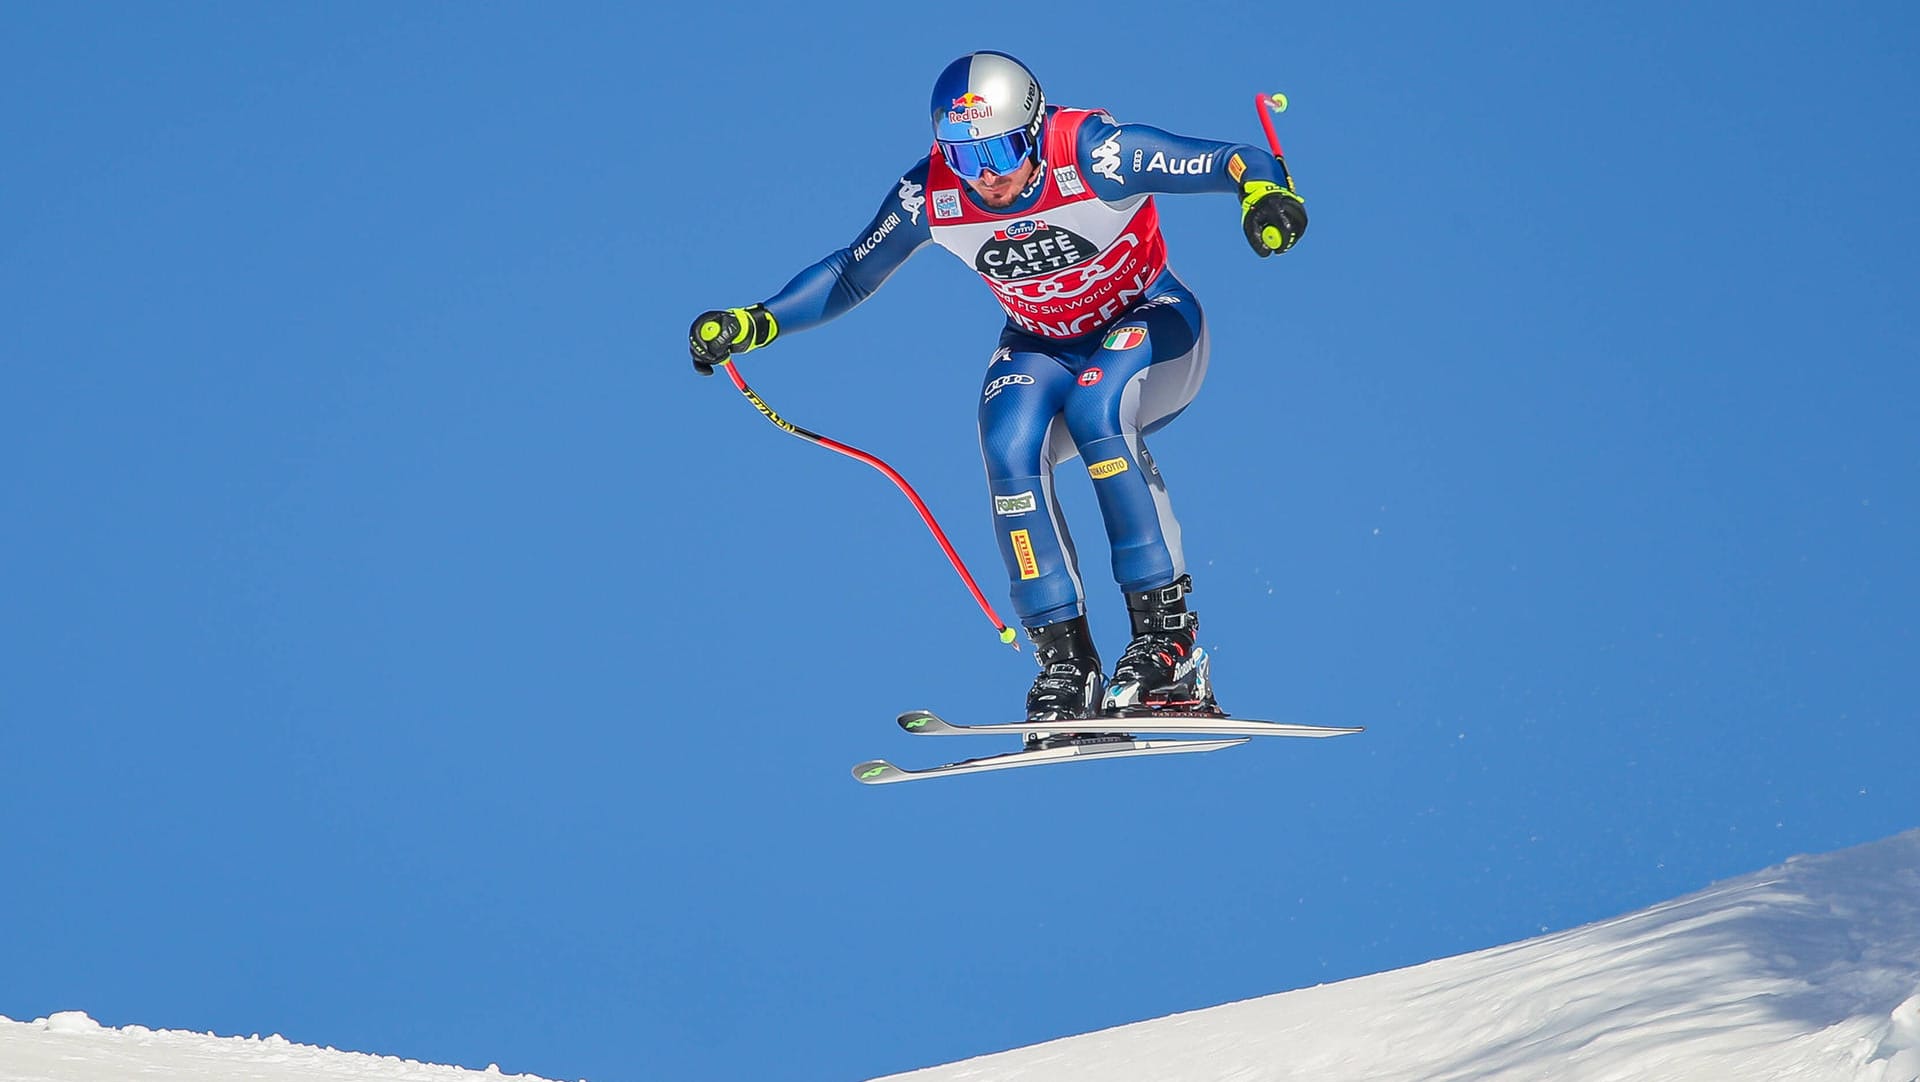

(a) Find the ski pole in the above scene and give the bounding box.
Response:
[714,358,1020,649]
[1255,91,1288,157]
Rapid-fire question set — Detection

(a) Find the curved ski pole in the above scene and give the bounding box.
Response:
[716,358,1019,650]
[1256,91,1288,157]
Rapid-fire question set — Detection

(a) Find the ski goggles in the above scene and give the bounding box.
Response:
[937,127,1036,180]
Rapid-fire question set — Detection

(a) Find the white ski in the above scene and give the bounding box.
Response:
[853,735,1250,785]
[896,709,1364,740]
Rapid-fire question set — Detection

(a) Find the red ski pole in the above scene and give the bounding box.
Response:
[1255,91,1288,157]
[716,358,1020,650]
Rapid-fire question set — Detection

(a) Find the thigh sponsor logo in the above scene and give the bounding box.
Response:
[1078,367,1103,386]
[995,491,1037,515]
[1088,457,1130,480]
[983,372,1035,402]
[1010,529,1041,579]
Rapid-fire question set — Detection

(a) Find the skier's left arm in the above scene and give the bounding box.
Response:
[1077,113,1307,257]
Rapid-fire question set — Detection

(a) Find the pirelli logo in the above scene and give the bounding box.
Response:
[1010,529,1040,579]
[1088,457,1130,480]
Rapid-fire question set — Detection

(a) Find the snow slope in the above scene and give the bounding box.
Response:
[878,829,1920,1082]
[0,1011,568,1082]
[3,830,1916,1082]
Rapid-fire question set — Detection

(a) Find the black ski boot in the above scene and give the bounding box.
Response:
[1102,575,1220,716]
[1023,614,1117,749]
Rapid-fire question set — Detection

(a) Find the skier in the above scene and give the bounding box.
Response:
[689,51,1306,741]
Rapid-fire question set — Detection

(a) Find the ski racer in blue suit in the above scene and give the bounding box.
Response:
[690,51,1307,740]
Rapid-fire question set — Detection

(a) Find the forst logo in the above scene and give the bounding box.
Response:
[948,92,993,125]
[995,491,1038,516]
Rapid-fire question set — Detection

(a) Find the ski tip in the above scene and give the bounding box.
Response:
[852,759,906,785]
[895,710,952,735]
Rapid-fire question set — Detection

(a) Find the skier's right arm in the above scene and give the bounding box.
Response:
[688,162,933,375]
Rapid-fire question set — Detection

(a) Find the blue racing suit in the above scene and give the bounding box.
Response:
[758,106,1284,629]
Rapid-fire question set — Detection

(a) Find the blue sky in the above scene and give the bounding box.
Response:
[3,4,1916,1081]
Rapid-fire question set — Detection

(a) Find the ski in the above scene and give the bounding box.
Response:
[853,735,1249,785]
[896,709,1364,740]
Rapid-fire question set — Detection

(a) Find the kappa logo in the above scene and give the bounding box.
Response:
[995,491,1037,516]
[932,188,962,220]
[897,177,925,224]
[983,372,1036,401]
[1088,457,1130,480]
[1090,134,1124,185]
[1010,529,1040,579]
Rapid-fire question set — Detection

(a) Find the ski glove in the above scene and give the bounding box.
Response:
[688,305,778,376]
[1240,161,1307,257]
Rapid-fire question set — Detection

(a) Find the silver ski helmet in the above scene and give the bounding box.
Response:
[930,50,1046,179]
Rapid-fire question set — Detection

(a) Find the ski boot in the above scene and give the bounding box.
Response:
[1102,575,1221,716]
[1022,614,1123,750]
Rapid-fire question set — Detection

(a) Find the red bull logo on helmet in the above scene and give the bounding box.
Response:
[948,92,994,126]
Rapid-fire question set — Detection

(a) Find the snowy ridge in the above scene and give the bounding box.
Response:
[877,829,1920,1082]
[0,1010,568,1082]
[2,831,1916,1081]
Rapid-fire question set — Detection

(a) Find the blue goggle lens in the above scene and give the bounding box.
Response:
[938,128,1035,180]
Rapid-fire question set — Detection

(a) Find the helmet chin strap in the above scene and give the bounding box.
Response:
[1020,159,1046,197]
